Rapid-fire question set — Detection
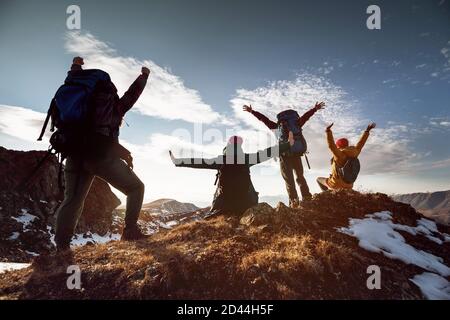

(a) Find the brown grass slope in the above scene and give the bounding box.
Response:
[1,190,449,300]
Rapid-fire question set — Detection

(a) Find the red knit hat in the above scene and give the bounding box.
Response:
[335,138,349,149]
[228,136,243,145]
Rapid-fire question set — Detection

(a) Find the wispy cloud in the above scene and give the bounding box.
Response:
[65,31,223,124]
[0,105,47,143]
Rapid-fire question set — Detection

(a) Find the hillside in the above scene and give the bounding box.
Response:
[0,147,121,262]
[1,190,449,300]
[393,190,450,225]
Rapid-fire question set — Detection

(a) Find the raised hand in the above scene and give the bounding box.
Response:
[243,105,253,113]
[366,122,376,131]
[314,101,326,110]
[141,66,151,76]
[326,123,334,131]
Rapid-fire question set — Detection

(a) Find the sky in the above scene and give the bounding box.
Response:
[0,0,449,207]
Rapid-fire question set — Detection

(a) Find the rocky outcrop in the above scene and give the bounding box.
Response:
[2,190,448,300]
[0,147,120,261]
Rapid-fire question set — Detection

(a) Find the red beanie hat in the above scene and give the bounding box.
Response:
[335,138,349,149]
[228,136,243,145]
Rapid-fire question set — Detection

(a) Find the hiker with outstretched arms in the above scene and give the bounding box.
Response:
[316,122,376,191]
[243,102,325,208]
[44,57,150,251]
[169,134,296,215]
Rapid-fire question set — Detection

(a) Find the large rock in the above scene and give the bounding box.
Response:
[240,202,276,226]
[0,147,120,261]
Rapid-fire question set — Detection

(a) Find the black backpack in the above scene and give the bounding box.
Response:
[276,110,307,155]
[337,157,361,184]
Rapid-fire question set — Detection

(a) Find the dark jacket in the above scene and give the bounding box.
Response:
[250,107,319,130]
[174,143,290,215]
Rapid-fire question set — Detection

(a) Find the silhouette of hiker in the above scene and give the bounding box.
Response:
[54,57,150,251]
[243,102,325,208]
[317,122,376,191]
[169,134,295,215]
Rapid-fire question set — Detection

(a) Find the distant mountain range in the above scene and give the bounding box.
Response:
[141,199,199,216]
[393,190,450,225]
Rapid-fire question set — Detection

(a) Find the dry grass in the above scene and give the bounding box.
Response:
[1,190,446,300]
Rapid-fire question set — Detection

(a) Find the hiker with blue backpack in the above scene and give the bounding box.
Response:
[243,102,325,208]
[38,57,150,251]
[316,122,376,191]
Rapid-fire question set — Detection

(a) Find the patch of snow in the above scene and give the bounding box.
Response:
[0,262,31,274]
[46,225,56,246]
[410,272,450,300]
[11,209,38,231]
[338,211,450,277]
[165,220,178,227]
[71,232,120,247]
[8,232,20,240]
[339,211,450,300]
[25,250,39,257]
[39,200,48,204]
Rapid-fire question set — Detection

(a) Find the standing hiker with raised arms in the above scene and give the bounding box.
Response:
[316,122,376,191]
[243,102,325,208]
[48,57,150,251]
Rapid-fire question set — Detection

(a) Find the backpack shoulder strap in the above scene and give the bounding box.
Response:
[37,99,56,141]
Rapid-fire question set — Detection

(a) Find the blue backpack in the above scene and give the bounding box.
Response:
[38,69,111,146]
[337,157,361,184]
[276,110,307,155]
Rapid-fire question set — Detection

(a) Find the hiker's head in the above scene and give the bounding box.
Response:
[73,56,84,66]
[335,138,349,149]
[224,136,244,156]
[228,136,243,146]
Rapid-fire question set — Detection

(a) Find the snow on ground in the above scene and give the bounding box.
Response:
[338,211,450,300]
[0,262,31,274]
[71,232,121,247]
[11,209,37,231]
[8,232,19,240]
[410,273,450,300]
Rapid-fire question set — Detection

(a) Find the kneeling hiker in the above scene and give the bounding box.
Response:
[39,57,150,251]
[169,135,295,215]
[317,122,376,191]
[243,102,325,208]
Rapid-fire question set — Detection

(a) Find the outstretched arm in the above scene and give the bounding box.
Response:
[326,123,344,159]
[243,105,278,130]
[169,151,223,170]
[118,67,150,115]
[356,123,376,152]
[246,142,291,166]
[298,101,325,127]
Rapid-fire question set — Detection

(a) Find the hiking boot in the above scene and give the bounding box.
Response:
[290,198,300,209]
[121,225,148,241]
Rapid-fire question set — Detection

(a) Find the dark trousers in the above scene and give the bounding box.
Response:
[55,156,145,246]
[279,154,311,202]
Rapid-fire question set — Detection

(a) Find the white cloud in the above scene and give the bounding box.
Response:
[0,105,48,143]
[64,31,223,124]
